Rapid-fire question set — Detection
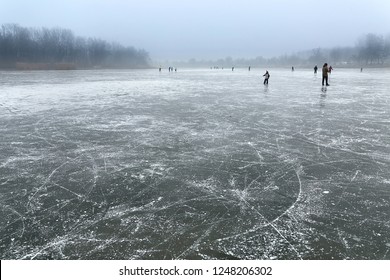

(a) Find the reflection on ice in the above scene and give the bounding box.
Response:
[0,68,389,259]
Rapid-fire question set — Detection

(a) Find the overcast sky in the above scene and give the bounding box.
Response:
[1,0,390,61]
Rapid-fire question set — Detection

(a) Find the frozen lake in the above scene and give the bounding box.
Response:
[0,68,389,259]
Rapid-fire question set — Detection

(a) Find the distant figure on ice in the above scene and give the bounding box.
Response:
[263,70,270,85]
[322,63,330,86]
[314,65,318,74]
[232,67,235,71]
[292,66,294,71]
[329,65,333,73]
[159,67,162,72]
[361,67,363,72]
[249,66,251,71]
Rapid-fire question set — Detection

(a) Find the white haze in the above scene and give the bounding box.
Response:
[1,0,390,61]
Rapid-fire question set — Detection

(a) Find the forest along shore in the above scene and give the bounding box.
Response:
[0,23,151,70]
[0,62,154,70]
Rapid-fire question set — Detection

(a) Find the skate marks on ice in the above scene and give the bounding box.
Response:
[0,69,389,259]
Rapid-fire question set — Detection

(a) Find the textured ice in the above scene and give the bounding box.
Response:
[0,68,389,259]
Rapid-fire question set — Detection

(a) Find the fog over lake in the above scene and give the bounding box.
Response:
[1,0,390,60]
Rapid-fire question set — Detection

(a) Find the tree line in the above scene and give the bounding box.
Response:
[0,23,151,69]
[173,33,390,68]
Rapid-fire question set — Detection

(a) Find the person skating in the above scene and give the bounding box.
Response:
[263,70,270,85]
[322,63,330,86]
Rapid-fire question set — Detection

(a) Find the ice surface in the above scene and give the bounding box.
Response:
[0,68,389,259]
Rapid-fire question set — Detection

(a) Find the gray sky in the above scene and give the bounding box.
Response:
[1,0,390,61]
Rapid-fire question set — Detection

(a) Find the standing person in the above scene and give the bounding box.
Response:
[322,63,329,86]
[314,65,318,74]
[292,66,294,71]
[263,70,270,85]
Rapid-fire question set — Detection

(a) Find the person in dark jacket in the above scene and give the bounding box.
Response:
[322,63,329,86]
[263,70,270,85]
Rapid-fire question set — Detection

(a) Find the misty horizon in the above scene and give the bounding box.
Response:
[2,22,389,69]
[1,25,389,63]
[1,0,390,62]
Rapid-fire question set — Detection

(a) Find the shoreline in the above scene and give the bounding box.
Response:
[0,62,152,71]
[1,64,390,71]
